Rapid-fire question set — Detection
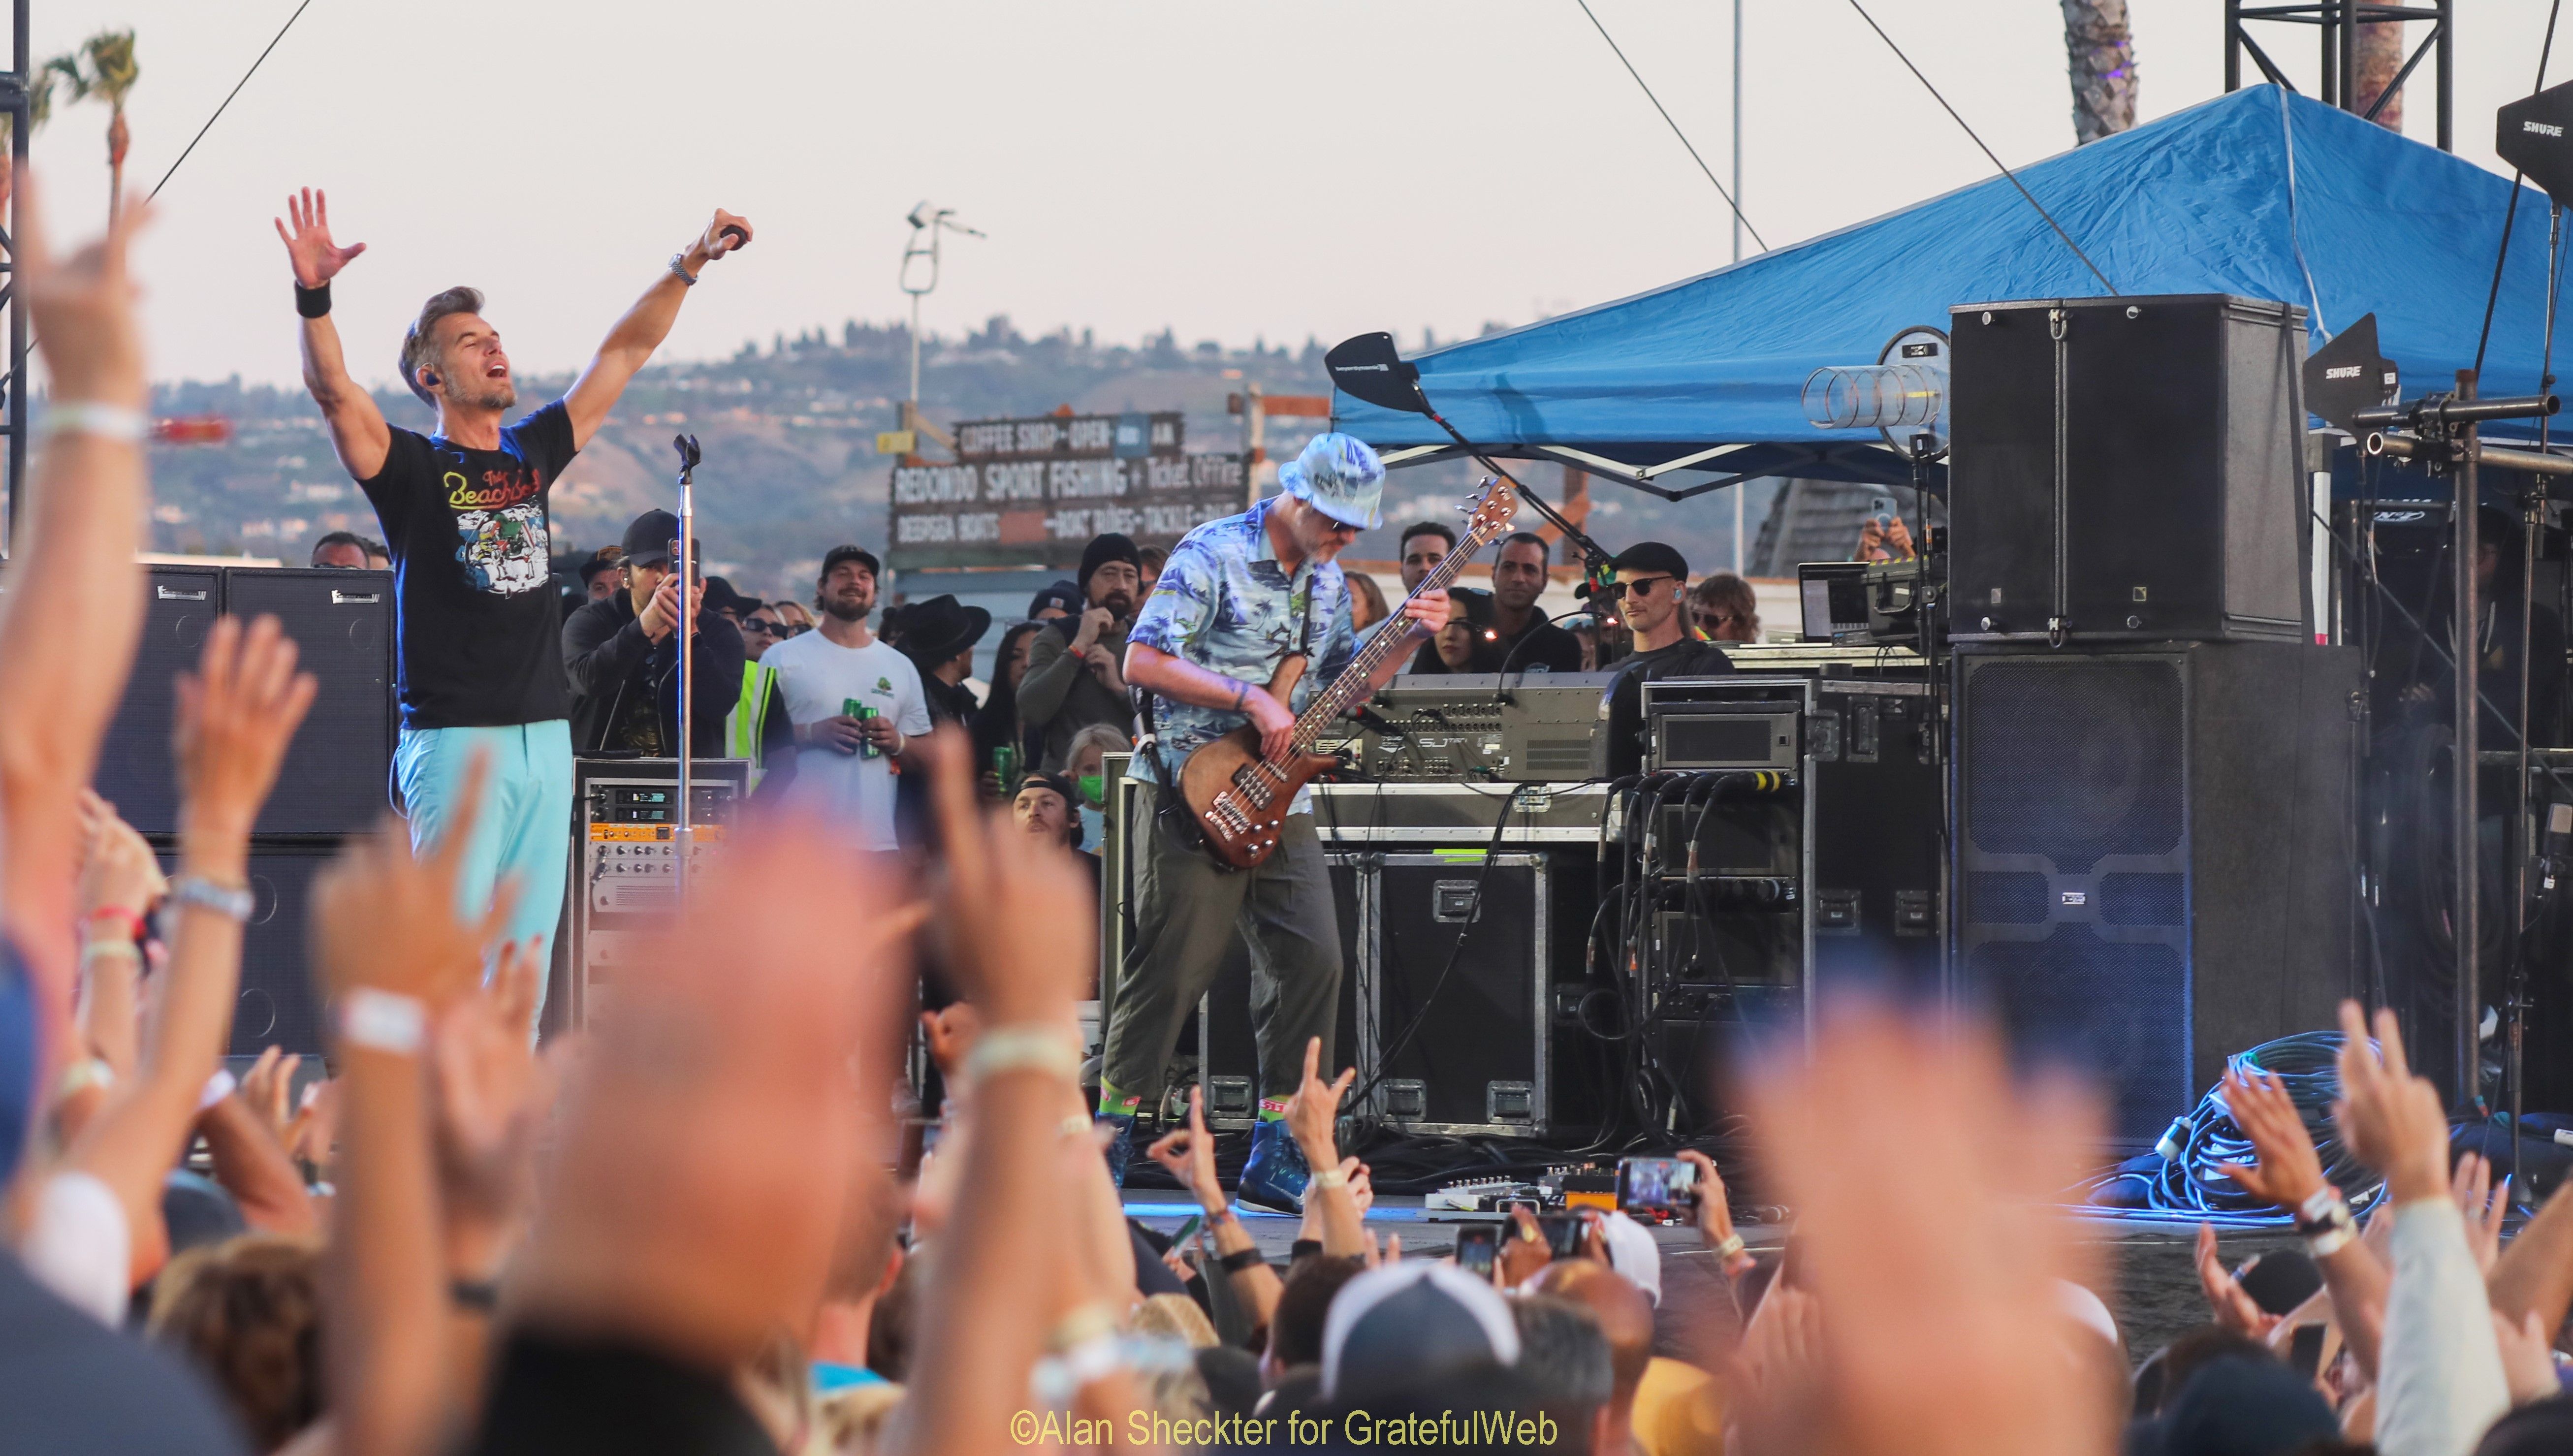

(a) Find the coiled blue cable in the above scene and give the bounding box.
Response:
[2133,1031,2386,1218]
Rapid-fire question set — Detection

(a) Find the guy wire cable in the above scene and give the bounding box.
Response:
[146,0,319,204]
[1569,0,1767,253]
[1841,0,2116,297]
[2475,0,2568,376]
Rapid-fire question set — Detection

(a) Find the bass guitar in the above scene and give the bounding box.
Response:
[1180,476,1520,869]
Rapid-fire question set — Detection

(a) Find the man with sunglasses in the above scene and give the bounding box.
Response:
[1594,541,1734,778]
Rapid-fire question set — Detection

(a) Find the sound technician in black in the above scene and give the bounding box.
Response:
[561,508,749,759]
[1594,541,1735,779]
[2404,505,2567,748]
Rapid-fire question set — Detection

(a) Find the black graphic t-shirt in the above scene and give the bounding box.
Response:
[358,400,577,728]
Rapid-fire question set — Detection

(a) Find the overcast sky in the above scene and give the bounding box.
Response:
[22,0,2570,391]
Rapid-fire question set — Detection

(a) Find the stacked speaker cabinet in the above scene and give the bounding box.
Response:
[1947,294,2310,645]
[102,566,396,1058]
[1954,642,2360,1143]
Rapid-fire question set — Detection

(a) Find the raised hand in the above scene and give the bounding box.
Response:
[19,164,149,407]
[2215,1065,2330,1211]
[176,614,319,845]
[2195,1222,2280,1337]
[924,727,1092,1023]
[1284,1035,1354,1165]
[515,815,924,1369]
[1677,1148,1757,1276]
[312,751,513,1009]
[273,187,367,288]
[2455,1152,2509,1276]
[1744,1007,2111,1456]
[432,935,547,1250]
[1144,1084,1226,1214]
[697,208,753,262]
[2333,1000,2451,1205]
[75,789,163,921]
[235,1045,303,1147]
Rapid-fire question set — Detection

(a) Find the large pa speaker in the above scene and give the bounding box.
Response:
[156,842,336,1058]
[1956,642,2359,1142]
[222,568,395,834]
[95,567,394,836]
[1948,294,2309,645]
[95,567,222,833]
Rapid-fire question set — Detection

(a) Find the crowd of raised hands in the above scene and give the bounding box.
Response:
[21,162,2573,1456]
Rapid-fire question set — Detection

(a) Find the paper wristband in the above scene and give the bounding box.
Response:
[340,987,427,1055]
[44,402,149,443]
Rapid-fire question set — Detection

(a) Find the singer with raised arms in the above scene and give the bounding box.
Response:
[278,187,752,1017]
[1103,433,1452,1211]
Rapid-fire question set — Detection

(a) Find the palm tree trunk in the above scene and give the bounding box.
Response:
[106,106,127,225]
[2354,19,2406,131]
[2062,0,2137,145]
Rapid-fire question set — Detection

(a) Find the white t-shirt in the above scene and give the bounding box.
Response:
[759,630,933,849]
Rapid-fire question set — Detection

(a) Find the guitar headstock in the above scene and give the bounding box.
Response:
[1461,475,1519,544]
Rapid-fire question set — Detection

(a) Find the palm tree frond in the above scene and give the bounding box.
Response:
[80,30,136,107]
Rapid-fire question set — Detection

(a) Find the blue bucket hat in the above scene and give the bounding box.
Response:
[1277,432,1387,530]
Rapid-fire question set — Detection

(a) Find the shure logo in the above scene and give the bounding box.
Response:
[2325,365,2364,379]
[2527,120,2565,137]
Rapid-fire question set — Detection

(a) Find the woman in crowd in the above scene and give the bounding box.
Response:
[975,620,1048,790]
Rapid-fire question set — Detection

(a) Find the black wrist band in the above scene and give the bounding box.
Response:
[294,281,331,318]
[449,1277,501,1312]
[1220,1247,1267,1274]
[1289,1238,1323,1261]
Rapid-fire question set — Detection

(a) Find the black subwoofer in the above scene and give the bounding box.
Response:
[1956,641,2359,1141]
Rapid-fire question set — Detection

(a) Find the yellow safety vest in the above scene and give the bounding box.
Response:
[728,660,780,788]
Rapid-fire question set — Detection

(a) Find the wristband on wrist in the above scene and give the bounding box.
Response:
[79,938,142,971]
[1032,1333,1129,1404]
[294,281,332,318]
[449,1278,501,1313]
[1308,1167,1348,1191]
[1290,1237,1323,1260]
[44,401,149,444]
[198,1069,239,1112]
[1229,681,1249,713]
[339,987,427,1055]
[1219,1246,1266,1275]
[166,873,254,923]
[1712,1232,1747,1261]
[963,1024,1081,1086]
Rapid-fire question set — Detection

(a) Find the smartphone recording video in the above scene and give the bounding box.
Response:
[1455,1222,1499,1277]
[1617,1156,1699,1215]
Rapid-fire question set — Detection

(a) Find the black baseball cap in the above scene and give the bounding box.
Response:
[1609,541,1688,579]
[821,545,881,582]
[621,509,682,569]
[1028,579,1082,618]
[702,576,760,619]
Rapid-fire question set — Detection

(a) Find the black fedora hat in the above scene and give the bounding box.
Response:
[899,593,992,664]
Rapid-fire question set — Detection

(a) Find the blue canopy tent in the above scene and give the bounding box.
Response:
[1332,85,2571,498]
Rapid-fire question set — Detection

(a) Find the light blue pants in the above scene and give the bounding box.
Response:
[392,720,573,1015]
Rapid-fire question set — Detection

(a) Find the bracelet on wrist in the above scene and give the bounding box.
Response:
[45,401,149,444]
[667,253,700,286]
[1219,1246,1267,1275]
[1712,1232,1747,1261]
[962,1024,1081,1087]
[164,874,254,925]
[294,280,332,318]
[339,986,428,1055]
[79,938,141,971]
[1308,1167,1349,1191]
[449,1277,502,1313]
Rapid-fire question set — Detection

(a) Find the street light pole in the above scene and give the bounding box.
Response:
[898,202,985,437]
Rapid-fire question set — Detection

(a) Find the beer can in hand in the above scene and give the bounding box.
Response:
[993,742,1021,792]
[846,697,883,759]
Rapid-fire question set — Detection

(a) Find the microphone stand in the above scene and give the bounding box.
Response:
[2510,204,2564,1187]
[1400,382,1619,581]
[673,434,702,911]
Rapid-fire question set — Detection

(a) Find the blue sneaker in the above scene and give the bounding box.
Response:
[1237,1118,1312,1213]
[1098,1113,1137,1189]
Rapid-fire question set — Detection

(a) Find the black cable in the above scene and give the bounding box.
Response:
[1841,0,2115,296]
[145,0,319,203]
[2472,0,2566,376]
[1569,0,1766,252]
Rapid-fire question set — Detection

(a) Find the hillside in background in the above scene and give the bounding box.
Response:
[138,317,1770,599]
